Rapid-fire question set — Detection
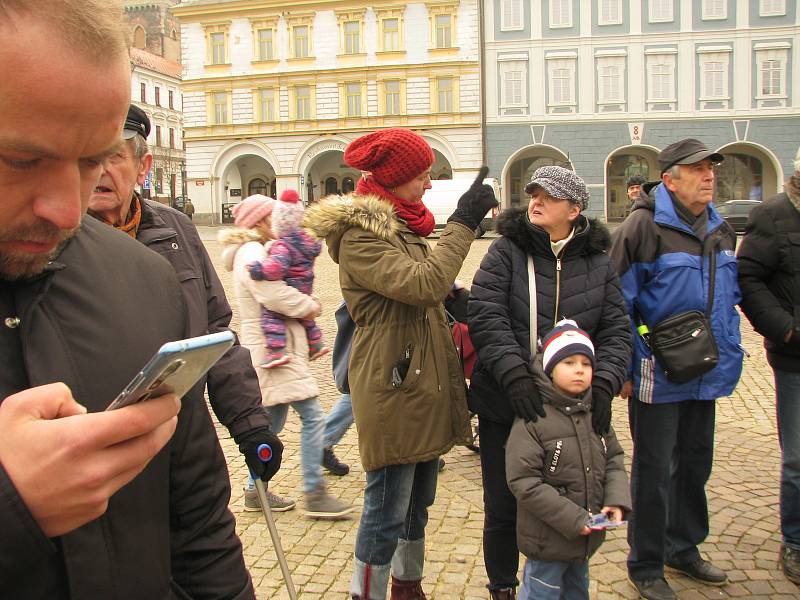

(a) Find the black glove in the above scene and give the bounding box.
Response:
[447,166,499,231]
[591,383,613,435]
[505,368,545,422]
[236,427,283,483]
[444,286,469,323]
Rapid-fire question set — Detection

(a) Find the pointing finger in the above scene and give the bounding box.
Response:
[469,166,490,191]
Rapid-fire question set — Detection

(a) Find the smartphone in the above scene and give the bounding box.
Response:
[587,512,627,530]
[106,331,235,411]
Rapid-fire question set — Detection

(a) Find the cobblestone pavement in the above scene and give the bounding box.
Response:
[200,227,796,599]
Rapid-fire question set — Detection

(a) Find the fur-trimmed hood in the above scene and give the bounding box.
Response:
[787,174,800,212]
[495,207,610,258]
[217,227,264,271]
[303,193,400,263]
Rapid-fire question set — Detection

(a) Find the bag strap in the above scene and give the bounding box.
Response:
[527,255,537,357]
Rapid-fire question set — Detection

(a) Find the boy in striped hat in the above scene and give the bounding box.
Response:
[505,319,631,600]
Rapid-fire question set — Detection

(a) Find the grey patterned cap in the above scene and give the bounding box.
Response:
[524,165,589,210]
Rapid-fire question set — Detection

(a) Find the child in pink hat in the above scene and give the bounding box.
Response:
[246,189,329,368]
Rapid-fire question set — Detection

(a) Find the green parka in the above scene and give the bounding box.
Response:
[304,194,473,471]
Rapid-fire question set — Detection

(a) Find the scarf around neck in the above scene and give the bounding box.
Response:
[356,176,435,237]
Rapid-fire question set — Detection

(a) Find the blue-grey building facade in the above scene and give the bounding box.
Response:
[484,0,799,220]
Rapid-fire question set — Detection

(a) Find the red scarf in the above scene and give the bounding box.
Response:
[356,176,435,237]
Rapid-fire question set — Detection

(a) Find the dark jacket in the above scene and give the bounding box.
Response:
[467,209,632,424]
[137,198,270,439]
[506,357,630,562]
[609,183,743,403]
[738,178,800,372]
[304,194,473,471]
[332,300,355,394]
[0,217,253,599]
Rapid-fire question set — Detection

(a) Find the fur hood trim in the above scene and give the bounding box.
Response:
[303,193,399,241]
[496,207,610,256]
[217,228,264,272]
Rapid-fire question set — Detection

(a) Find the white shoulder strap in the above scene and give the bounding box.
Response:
[527,255,537,358]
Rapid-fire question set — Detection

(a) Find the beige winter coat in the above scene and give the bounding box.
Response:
[219,228,319,405]
[304,194,473,471]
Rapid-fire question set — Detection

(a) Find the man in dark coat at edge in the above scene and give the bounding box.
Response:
[88,104,285,504]
[0,1,255,597]
[737,148,800,586]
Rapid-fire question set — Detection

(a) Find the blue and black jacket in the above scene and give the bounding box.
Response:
[609,183,744,404]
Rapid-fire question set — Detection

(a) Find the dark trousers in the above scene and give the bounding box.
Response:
[478,416,519,591]
[627,398,716,580]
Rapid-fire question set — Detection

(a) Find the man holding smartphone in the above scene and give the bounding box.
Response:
[88,104,290,510]
[0,1,255,597]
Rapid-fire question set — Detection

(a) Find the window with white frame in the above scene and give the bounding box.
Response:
[546,55,577,112]
[210,32,226,64]
[257,28,274,61]
[384,80,401,114]
[293,26,310,58]
[599,0,622,25]
[702,0,726,20]
[596,56,625,107]
[259,89,275,121]
[435,14,452,48]
[501,0,523,30]
[649,0,673,22]
[437,77,454,112]
[759,0,786,16]
[499,59,528,115]
[343,21,360,54]
[698,48,731,107]
[645,51,676,109]
[550,0,572,28]
[382,18,400,51]
[212,92,228,123]
[295,86,311,119]
[345,83,362,117]
[755,45,789,106]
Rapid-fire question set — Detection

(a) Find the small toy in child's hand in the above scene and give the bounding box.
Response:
[587,512,627,530]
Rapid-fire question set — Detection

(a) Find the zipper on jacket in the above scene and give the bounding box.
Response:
[553,256,562,327]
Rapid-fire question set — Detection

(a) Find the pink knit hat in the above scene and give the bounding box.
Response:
[232,194,274,229]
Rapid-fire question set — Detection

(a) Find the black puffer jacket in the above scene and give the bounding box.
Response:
[467,209,632,424]
[738,178,800,372]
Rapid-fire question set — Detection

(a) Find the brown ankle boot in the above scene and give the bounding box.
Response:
[489,588,516,600]
[390,576,427,600]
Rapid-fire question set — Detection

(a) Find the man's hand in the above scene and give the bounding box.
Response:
[236,427,284,483]
[619,380,633,400]
[0,383,179,538]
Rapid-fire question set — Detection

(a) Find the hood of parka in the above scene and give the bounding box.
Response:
[217,227,263,271]
[495,207,611,258]
[303,193,400,263]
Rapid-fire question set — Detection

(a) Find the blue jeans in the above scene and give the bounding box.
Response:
[518,558,589,600]
[323,393,354,448]
[774,369,800,549]
[350,459,439,599]
[247,397,324,494]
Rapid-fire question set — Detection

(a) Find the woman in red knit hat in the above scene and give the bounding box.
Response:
[305,128,498,600]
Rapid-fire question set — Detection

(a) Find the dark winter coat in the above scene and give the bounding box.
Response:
[137,198,271,439]
[738,178,800,372]
[609,183,743,403]
[0,217,253,599]
[467,209,632,424]
[506,357,631,562]
[304,194,473,471]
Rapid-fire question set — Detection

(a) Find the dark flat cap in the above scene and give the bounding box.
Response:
[122,104,151,140]
[659,138,723,173]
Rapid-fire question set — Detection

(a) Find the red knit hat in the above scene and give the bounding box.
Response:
[344,128,434,188]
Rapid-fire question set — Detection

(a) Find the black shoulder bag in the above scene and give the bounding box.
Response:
[635,235,720,384]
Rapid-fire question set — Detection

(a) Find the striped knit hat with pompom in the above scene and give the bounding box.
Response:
[542,319,595,376]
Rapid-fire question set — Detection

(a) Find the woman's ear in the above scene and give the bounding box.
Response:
[567,203,581,222]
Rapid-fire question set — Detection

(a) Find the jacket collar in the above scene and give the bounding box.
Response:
[495,207,610,258]
[636,183,725,237]
[136,195,178,245]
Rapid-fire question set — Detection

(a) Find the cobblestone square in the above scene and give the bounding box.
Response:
[201,229,792,599]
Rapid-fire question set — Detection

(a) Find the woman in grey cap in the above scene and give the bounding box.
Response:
[466,166,632,599]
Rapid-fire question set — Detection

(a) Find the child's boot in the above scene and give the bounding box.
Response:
[308,340,331,361]
[261,350,290,369]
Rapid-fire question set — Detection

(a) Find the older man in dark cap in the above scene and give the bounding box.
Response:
[87,105,296,511]
[609,139,743,600]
